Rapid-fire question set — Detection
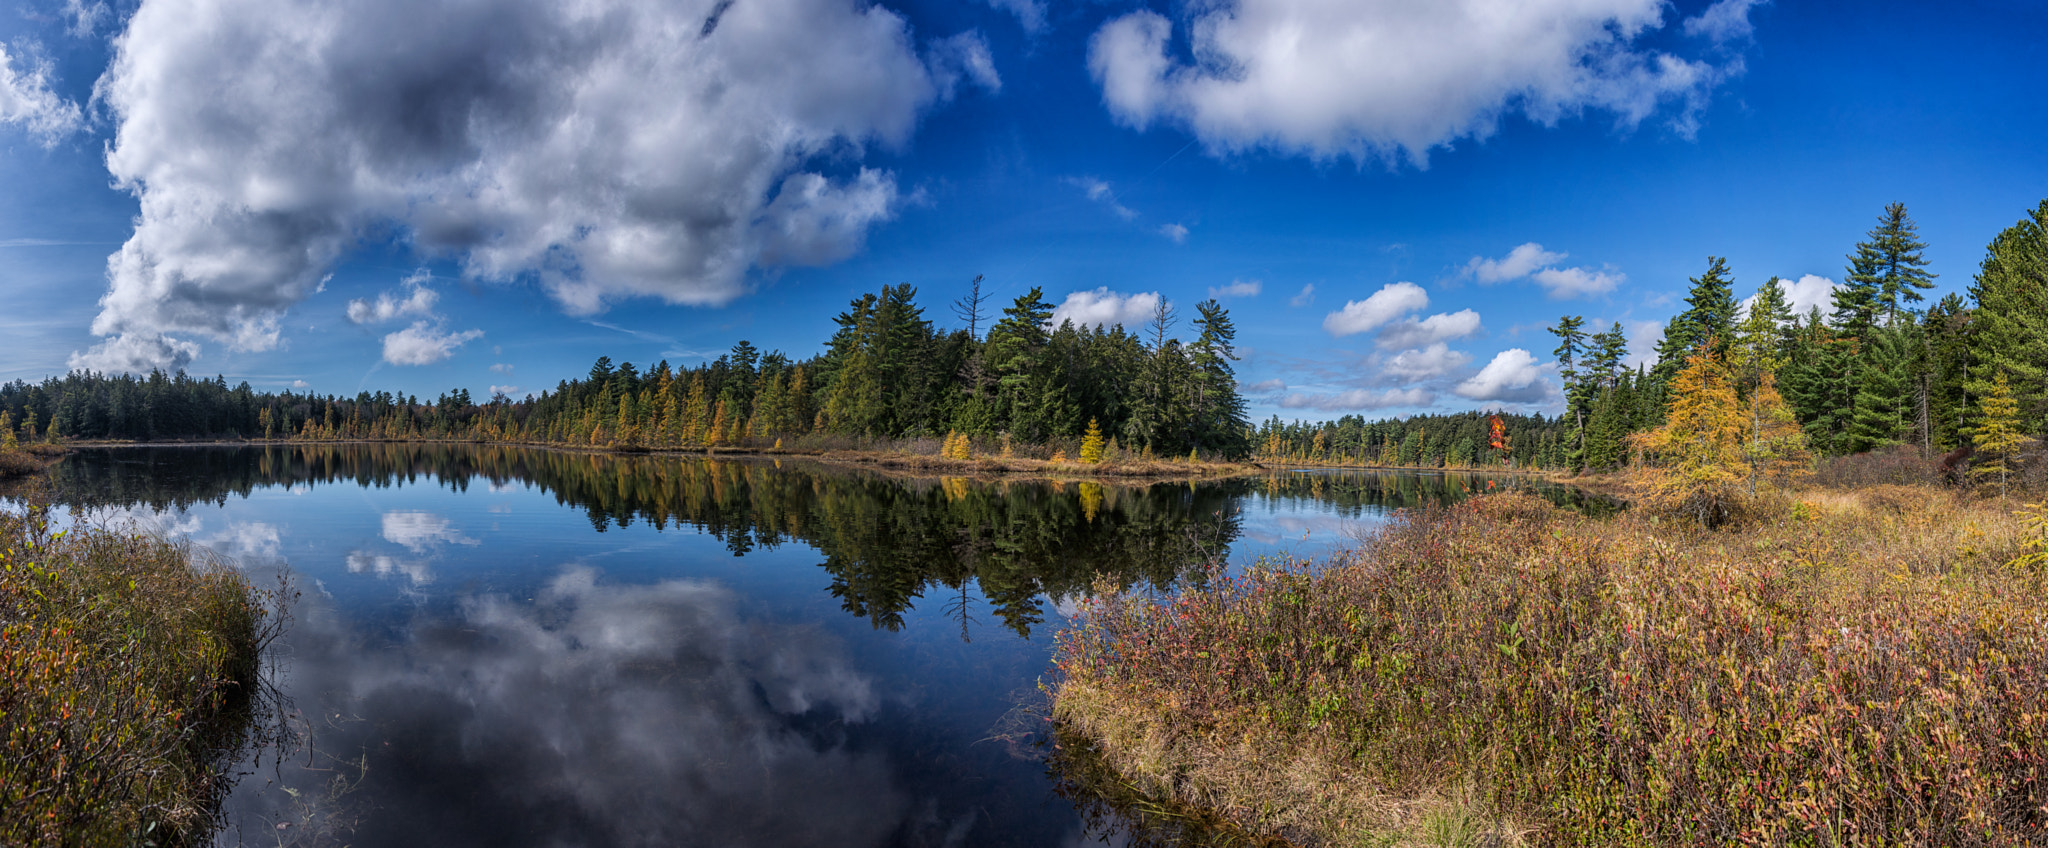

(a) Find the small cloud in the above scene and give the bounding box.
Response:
[489,385,524,398]
[1380,342,1471,379]
[1453,348,1550,403]
[382,322,484,366]
[1289,284,1315,307]
[1280,387,1431,411]
[980,0,1045,33]
[490,363,515,374]
[1684,0,1766,44]
[1051,287,1161,330]
[1068,176,1137,220]
[1208,279,1261,299]
[1243,378,1285,393]
[1322,282,1427,337]
[928,31,1001,99]
[348,270,439,324]
[1157,223,1189,243]
[1624,320,1664,370]
[1376,309,1482,350]
[1530,266,1624,298]
[290,379,311,389]
[1466,243,1566,283]
[1777,274,1840,318]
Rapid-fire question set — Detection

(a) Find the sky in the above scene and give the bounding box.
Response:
[0,0,2043,421]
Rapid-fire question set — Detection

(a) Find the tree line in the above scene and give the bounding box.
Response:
[1252,199,2046,478]
[0,281,1254,459]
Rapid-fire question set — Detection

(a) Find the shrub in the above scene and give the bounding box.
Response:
[1053,490,2048,846]
[1,506,284,845]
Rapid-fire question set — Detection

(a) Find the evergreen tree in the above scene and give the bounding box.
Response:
[1965,199,2048,433]
[1653,257,1740,388]
[1845,202,1938,327]
[1843,324,1911,453]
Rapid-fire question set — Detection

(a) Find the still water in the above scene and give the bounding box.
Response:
[35,445,1592,847]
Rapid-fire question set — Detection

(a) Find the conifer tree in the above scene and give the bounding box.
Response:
[1080,418,1105,464]
[1843,324,1911,453]
[1845,202,1938,327]
[1966,199,2048,432]
[1632,344,1748,526]
[1972,372,2030,496]
[1653,257,1740,389]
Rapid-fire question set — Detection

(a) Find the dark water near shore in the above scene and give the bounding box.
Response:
[32,445,1599,847]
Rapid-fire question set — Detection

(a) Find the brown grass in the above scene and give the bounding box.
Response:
[1051,486,2048,846]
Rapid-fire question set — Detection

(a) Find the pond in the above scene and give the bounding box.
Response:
[32,445,1591,847]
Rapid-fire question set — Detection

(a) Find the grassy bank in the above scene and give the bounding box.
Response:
[1051,486,2048,846]
[0,442,67,481]
[1,505,281,845]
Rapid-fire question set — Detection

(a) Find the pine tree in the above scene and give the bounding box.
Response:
[1549,315,1590,465]
[1966,199,2048,432]
[1845,202,1938,327]
[1080,418,1105,464]
[1972,372,2031,496]
[1843,324,1910,453]
[1653,257,1740,389]
[1631,344,1748,526]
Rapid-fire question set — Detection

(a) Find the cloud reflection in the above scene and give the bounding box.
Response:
[234,566,920,846]
[379,510,479,553]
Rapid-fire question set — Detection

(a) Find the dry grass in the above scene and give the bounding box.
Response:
[1,505,284,845]
[1052,485,2048,846]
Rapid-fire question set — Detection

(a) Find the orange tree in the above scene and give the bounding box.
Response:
[1631,342,1750,526]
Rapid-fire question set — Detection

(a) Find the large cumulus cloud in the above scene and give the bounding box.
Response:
[78,0,988,371]
[1088,0,1751,164]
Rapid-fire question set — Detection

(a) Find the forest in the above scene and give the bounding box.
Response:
[1254,199,2048,477]
[3,200,2042,477]
[0,283,1253,460]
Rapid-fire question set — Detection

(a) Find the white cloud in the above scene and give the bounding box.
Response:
[346,552,433,585]
[1088,0,1740,165]
[1380,342,1472,379]
[1467,243,1566,283]
[1051,288,1161,330]
[1070,176,1138,220]
[490,363,515,374]
[290,379,310,389]
[927,31,1002,99]
[980,0,1045,33]
[488,385,524,399]
[1157,223,1189,243]
[1208,279,1261,299]
[347,272,440,324]
[65,333,198,374]
[1778,274,1840,318]
[1530,266,1626,298]
[76,0,947,372]
[1454,348,1551,403]
[1280,387,1432,411]
[1289,284,1315,307]
[1322,282,1428,337]
[380,510,479,553]
[1685,0,1766,44]
[1376,309,1482,350]
[63,0,111,37]
[1624,320,1663,370]
[1243,378,1285,394]
[382,322,485,366]
[1465,243,1623,298]
[0,44,83,146]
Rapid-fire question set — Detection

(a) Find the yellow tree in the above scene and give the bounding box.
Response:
[1974,372,2031,496]
[1080,418,1106,464]
[1742,372,1812,495]
[1631,343,1749,526]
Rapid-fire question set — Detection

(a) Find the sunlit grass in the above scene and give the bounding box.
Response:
[1,505,283,845]
[1051,486,2048,846]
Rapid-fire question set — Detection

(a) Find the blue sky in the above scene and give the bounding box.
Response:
[0,0,2043,419]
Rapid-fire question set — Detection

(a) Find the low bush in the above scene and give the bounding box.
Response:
[1,506,284,845]
[1052,489,2048,846]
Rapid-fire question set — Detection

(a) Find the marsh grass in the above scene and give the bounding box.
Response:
[1,504,287,846]
[1052,487,2048,846]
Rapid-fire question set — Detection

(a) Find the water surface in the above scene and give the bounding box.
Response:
[36,445,1570,847]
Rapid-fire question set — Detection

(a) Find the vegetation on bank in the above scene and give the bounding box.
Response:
[0,281,1255,460]
[1,506,281,845]
[1052,484,2048,846]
